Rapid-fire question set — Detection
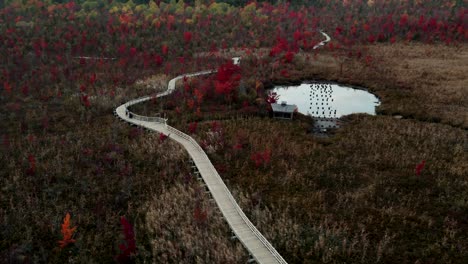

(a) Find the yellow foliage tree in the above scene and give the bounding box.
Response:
[240,2,256,27]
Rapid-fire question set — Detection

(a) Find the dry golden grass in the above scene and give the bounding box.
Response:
[177,44,468,262]
[144,183,247,263]
[127,43,467,262]
[291,43,468,128]
[227,43,467,128]
[0,93,245,262]
[2,42,466,263]
[195,114,467,263]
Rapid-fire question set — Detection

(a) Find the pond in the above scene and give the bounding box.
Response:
[271,82,381,130]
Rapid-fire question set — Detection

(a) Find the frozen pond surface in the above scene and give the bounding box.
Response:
[272,82,380,131]
[272,82,380,118]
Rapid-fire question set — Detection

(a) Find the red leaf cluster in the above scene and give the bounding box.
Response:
[188,122,198,134]
[26,154,36,176]
[161,44,168,55]
[251,149,271,168]
[154,55,163,66]
[81,94,90,107]
[269,37,289,57]
[184,31,192,43]
[117,44,126,55]
[159,132,168,142]
[129,47,137,57]
[214,61,241,99]
[266,92,279,104]
[284,51,295,63]
[280,69,289,78]
[399,14,409,27]
[210,121,221,132]
[116,216,137,263]
[193,204,207,224]
[233,143,243,150]
[3,82,11,93]
[89,73,97,85]
[415,160,426,176]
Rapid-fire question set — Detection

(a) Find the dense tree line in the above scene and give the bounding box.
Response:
[1,0,324,9]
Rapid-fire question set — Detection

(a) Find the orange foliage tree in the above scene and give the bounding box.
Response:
[58,213,77,249]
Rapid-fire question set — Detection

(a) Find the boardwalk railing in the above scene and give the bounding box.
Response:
[165,125,287,263]
[126,110,167,123]
[116,64,288,264]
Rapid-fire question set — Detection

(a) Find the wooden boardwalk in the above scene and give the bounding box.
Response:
[115,70,287,264]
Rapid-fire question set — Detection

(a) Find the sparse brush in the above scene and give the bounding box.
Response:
[144,183,247,263]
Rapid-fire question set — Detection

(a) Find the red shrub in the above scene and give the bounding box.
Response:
[154,55,163,66]
[210,121,221,132]
[89,73,97,85]
[58,213,77,249]
[3,82,11,93]
[26,154,36,176]
[159,132,168,142]
[250,149,272,168]
[118,44,127,55]
[193,204,207,224]
[284,51,295,63]
[81,95,90,107]
[188,122,198,134]
[116,217,137,263]
[266,92,279,104]
[161,44,168,55]
[129,47,137,57]
[415,160,426,176]
[184,31,192,43]
[399,14,409,27]
[214,61,241,100]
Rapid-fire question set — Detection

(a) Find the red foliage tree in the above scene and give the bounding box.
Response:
[118,44,127,55]
[284,51,295,63]
[184,31,192,43]
[129,47,137,57]
[214,61,241,102]
[269,36,289,57]
[161,44,168,55]
[154,55,163,66]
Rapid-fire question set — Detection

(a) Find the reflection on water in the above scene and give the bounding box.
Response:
[272,82,380,131]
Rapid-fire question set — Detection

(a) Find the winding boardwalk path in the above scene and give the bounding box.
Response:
[116,30,331,261]
[313,31,331,49]
[115,70,287,263]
